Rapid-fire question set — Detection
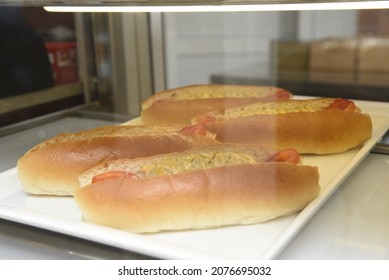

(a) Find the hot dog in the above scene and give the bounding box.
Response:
[140,84,292,125]
[75,144,320,233]
[193,98,372,154]
[17,124,219,196]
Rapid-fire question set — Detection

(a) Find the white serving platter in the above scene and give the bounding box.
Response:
[0,100,388,259]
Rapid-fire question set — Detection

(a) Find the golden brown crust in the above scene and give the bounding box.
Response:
[17,125,219,196]
[141,84,292,125]
[74,163,320,233]
[203,110,372,154]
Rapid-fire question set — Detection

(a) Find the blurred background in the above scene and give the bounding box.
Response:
[1,6,389,126]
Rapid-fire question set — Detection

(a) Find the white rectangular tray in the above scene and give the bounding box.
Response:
[1,100,389,259]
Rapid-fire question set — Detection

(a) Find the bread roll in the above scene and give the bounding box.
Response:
[75,144,320,233]
[194,98,372,154]
[141,84,292,125]
[17,124,218,196]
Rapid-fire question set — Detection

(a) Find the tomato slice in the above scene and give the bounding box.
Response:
[92,171,138,183]
[268,148,300,164]
[265,89,292,100]
[194,114,217,125]
[326,98,356,111]
[180,124,207,135]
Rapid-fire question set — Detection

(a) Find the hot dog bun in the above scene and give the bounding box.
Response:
[75,144,320,233]
[17,124,219,196]
[141,84,292,125]
[194,98,372,154]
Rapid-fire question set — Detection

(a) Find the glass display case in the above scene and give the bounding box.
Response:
[2,1,389,125]
[0,0,389,260]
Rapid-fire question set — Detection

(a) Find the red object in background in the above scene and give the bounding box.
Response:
[45,41,78,84]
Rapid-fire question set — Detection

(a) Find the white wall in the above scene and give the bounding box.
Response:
[163,11,298,88]
[163,10,358,89]
[298,10,358,41]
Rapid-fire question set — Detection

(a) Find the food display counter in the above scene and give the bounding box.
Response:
[0,100,388,260]
[1,0,389,260]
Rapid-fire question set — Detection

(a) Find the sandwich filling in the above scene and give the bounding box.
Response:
[165,87,287,101]
[87,146,300,184]
[194,98,358,124]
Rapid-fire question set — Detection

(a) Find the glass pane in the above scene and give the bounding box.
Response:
[162,9,389,102]
[0,6,83,127]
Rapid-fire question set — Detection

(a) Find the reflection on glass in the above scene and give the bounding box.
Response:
[0,7,81,127]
